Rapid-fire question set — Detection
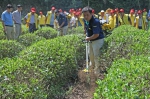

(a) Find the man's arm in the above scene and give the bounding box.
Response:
[86,34,99,41]
[86,21,100,41]
[12,12,17,23]
[45,13,48,24]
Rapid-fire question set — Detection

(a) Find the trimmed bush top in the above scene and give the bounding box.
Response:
[35,27,57,39]
[0,40,25,59]
[17,33,46,46]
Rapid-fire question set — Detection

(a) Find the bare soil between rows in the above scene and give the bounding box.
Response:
[64,61,105,99]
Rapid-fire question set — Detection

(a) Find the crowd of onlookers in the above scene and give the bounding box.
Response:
[1,4,150,40]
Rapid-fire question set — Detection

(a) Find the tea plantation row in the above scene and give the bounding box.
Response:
[0,26,85,98]
[94,25,150,98]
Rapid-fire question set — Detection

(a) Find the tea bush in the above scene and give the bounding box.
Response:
[0,58,47,99]
[21,25,29,35]
[17,33,46,46]
[94,25,150,98]
[35,27,57,39]
[106,25,149,58]
[99,25,150,69]
[67,26,84,35]
[0,40,25,59]
[19,34,84,98]
[0,33,6,40]
[0,23,6,40]
[94,56,150,99]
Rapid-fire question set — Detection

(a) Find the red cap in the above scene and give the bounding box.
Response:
[120,9,124,12]
[110,9,115,14]
[92,9,95,14]
[115,8,119,12]
[79,8,82,11]
[130,9,135,14]
[69,9,72,12]
[73,11,76,14]
[71,9,74,11]
[59,9,62,12]
[138,10,142,14]
[75,12,79,16]
[31,7,36,13]
[143,8,146,12]
[51,7,55,10]
[39,11,43,14]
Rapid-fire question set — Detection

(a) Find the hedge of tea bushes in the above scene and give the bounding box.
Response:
[98,25,150,69]
[94,25,150,98]
[0,58,46,99]
[94,56,150,99]
[0,34,85,98]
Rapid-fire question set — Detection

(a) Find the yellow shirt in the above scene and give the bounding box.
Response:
[108,15,116,29]
[38,15,46,25]
[120,14,130,25]
[129,14,135,26]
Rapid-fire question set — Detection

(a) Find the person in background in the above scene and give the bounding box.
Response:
[108,9,116,29]
[24,7,38,33]
[76,12,84,27]
[134,10,138,17]
[55,10,68,36]
[99,10,106,20]
[147,10,150,30]
[82,6,104,75]
[38,11,46,28]
[12,4,22,39]
[59,9,63,13]
[114,8,122,27]
[134,10,148,30]
[45,7,56,28]
[92,9,98,18]
[119,8,131,25]
[129,9,135,27]
[1,4,14,40]
[70,11,76,28]
[143,9,147,17]
[105,8,111,23]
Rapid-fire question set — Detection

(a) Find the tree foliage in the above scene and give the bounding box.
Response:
[0,0,150,15]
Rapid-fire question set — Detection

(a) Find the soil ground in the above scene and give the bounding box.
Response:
[65,61,105,99]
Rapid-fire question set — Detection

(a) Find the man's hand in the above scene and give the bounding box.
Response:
[57,27,62,31]
[86,37,91,41]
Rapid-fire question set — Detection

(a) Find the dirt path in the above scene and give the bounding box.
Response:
[65,64,105,99]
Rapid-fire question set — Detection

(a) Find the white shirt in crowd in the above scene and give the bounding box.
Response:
[70,16,76,26]
[134,17,148,26]
[106,13,110,23]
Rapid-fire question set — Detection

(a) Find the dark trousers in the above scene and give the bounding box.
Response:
[29,23,37,33]
[138,26,142,29]
[46,24,54,28]
[40,25,45,28]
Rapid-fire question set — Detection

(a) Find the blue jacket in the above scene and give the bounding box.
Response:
[58,13,68,27]
[84,16,104,41]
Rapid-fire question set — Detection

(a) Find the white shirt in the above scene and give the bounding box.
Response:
[70,16,76,26]
[106,13,110,23]
[134,17,148,26]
